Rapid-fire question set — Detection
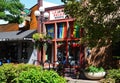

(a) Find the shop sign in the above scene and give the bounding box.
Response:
[50,8,66,20]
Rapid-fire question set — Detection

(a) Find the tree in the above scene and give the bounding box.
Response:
[62,0,120,47]
[62,0,120,68]
[0,0,24,24]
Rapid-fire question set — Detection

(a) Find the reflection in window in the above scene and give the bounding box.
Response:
[68,42,80,66]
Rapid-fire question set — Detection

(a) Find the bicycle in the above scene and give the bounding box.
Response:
[33,60,44,67]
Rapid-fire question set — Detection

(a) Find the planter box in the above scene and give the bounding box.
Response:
[84,72,106,80]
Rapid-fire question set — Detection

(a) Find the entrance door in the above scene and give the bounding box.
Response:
[0,42,18,63]
[68,43,80,66]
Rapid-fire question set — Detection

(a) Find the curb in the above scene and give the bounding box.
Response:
[65,77,100,83]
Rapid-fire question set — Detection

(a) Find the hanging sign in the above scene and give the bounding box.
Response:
[50,8,66,20]
[21,8,31,21]
[19,8,31,28]
[21,8,31,16]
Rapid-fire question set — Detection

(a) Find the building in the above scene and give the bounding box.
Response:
[0,3,84,71]
[0,23,36,63]
[30,4,84,69]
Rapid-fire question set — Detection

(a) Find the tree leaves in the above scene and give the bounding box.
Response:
[63,0,120,47]
[0,0,24,24]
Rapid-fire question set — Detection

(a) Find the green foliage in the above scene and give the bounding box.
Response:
[106,69,120,83]
[100,78,115,83]
[0,63,16,83]
[16,70,66,83]
[0,0,24,24]
[39,70,66,83]
[15,69,42,83]
[32,33,52,50]
[63,0,120,47]
[0,63,66,83]
[85,65,105,73]
[32,33,52,41]
[113,56,120,60]
[0,63,43,83]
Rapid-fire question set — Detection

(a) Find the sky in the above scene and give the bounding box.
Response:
[20,0,64,9]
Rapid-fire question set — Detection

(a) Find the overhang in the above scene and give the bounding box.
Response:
[0,30,36,41]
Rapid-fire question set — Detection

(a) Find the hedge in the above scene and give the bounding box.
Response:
[0,63,66,83]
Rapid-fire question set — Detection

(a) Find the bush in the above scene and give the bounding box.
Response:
[0,63,66,83]
[41,70,66,83]
[0,63,16,83]
[100,78,115,83]
[105,69,120,83]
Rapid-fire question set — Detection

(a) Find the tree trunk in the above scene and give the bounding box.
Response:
[86,45,116,69]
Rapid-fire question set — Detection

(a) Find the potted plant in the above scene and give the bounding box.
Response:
[32,33,52,50]
[84,65,106,80]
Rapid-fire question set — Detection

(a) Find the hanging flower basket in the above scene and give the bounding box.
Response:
[32,33,52,50]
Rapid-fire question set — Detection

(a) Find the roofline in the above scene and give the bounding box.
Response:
[30,3,38,10]
[45,5,64,11]
[0,38,33,42]
[30,4,64,10]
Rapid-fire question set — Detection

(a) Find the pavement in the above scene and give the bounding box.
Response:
[64,71,101,83]
[65,77,101,83]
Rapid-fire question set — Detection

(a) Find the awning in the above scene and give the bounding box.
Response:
[0,30,36,41]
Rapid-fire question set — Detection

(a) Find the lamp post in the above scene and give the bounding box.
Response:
[34,7,49,33]
[34,6,49,65]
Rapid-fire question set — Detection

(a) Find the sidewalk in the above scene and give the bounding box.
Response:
[65,77,100,83]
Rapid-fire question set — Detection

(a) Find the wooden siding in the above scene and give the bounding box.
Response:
[29,5,65,30]
[0,5,65,32]
[29,5,38,30]
[0,23,18,32]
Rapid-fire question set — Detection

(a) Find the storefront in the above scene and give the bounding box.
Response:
[29,4,85,71]
[0,30,36,64]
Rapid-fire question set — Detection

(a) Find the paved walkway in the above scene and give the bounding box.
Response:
[65,77,101,83]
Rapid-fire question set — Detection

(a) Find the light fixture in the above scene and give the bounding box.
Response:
[34,10,40,17]
[39,6,45,12]
[44,12,49,19]
[34,6,49,20]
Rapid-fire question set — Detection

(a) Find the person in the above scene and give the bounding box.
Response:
[0,59,3,66]
[85,47,91,57]
[6,59,11,63]
[62,56,66,65]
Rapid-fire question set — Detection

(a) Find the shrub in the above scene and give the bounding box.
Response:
[0,63,66,83]
[105,69,120,83]
[100,78,115,83]
[0,63,16,83]
[16,69,66,83]
[41,70,66,83]
[14,68,42,83]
